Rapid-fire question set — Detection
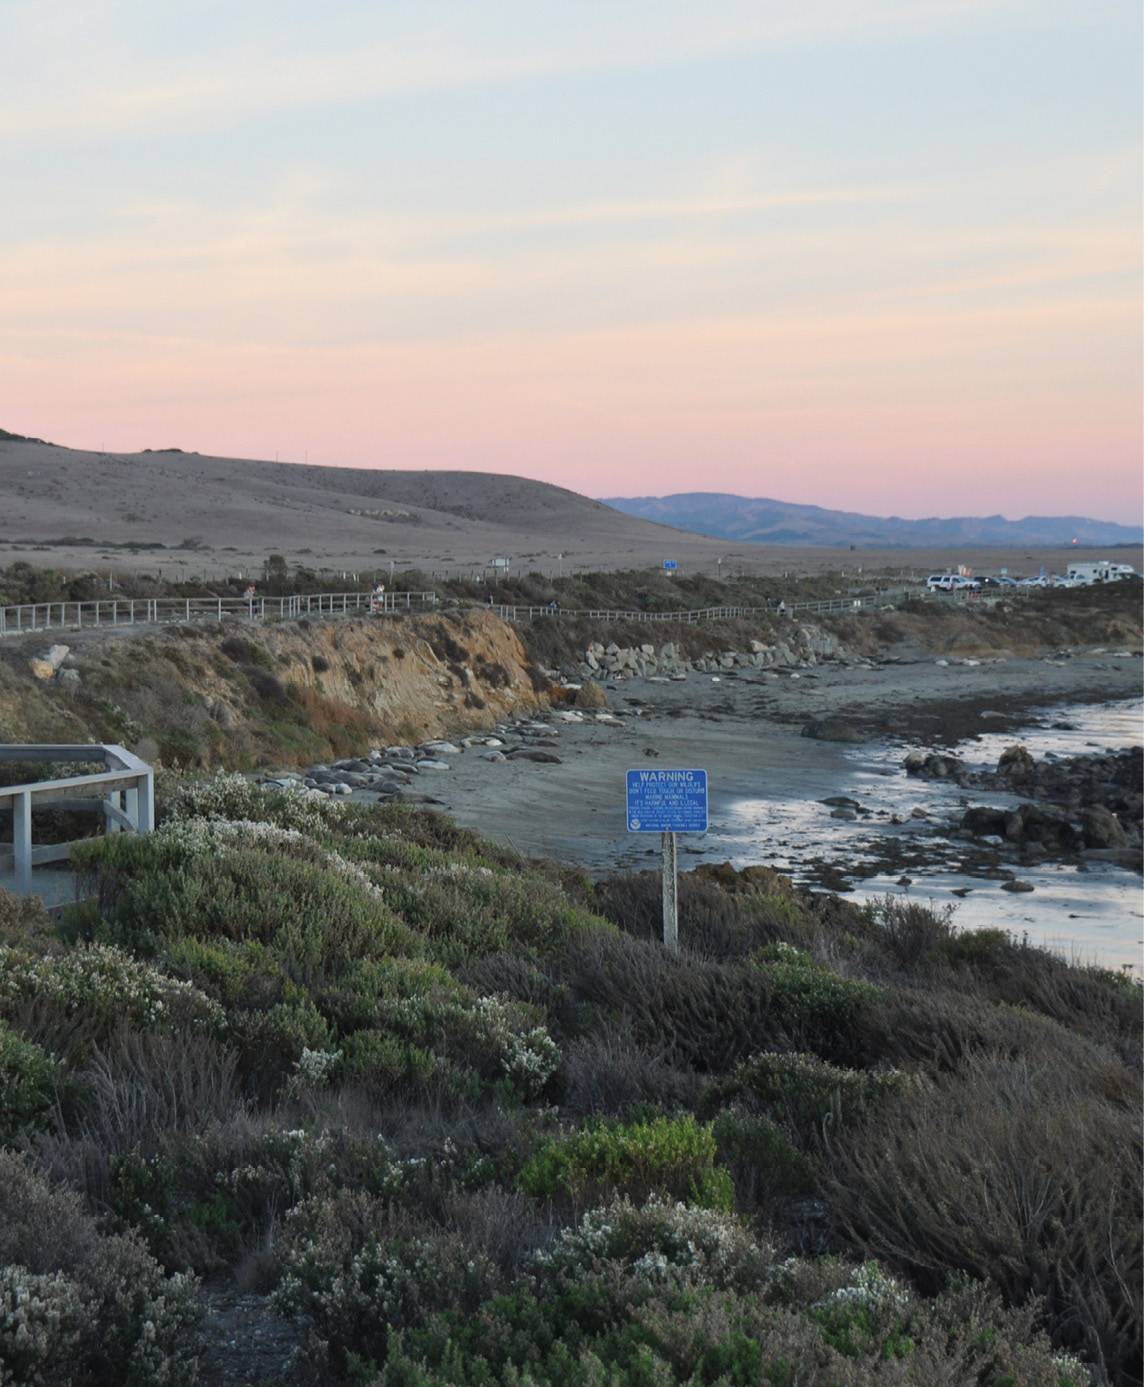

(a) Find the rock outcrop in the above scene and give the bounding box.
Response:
[576,624,846,682]
[954,744,1142,864]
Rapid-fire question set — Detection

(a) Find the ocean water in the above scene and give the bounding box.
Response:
[712,698,1143,973]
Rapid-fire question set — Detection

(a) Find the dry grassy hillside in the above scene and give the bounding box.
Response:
[0,610,550,768]
[1,433,1137,584]
[0,437,723,580]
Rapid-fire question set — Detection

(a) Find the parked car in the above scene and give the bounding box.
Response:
[926,574,980,592]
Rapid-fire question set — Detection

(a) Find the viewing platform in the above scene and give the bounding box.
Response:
[0,744,154,900]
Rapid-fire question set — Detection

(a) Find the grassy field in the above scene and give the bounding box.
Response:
[0,771,1139,1385]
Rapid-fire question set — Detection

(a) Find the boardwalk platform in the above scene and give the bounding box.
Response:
[0,866,84,912]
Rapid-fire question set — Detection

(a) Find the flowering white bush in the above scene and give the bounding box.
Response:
[0,1242,200,1387]
[154,817,384,901]
[0,1266,90,1386]
[421,862,493,881]
[123,1269,201,1387]
[820,1260,910,1312]
[0,945,223,1034]
[531,1195,772,1293]
[272,1190,496,1358]
[471,995,560,1097]
[291,1046,343,1089]
[165,770,342,835]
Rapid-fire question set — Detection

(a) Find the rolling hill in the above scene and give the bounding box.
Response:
[602,493,1143,549]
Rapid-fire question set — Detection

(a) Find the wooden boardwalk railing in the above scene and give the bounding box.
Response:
[0,582,976,641]
[488,586,950,623]
[0,590,439,638]
[0,745,154,893]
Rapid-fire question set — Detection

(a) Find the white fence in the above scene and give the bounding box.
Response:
[0,581,979,641]
[490,587,944,623]
[0,744,154,893]
[0,590,439,638]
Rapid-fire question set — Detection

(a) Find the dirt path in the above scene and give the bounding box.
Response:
[197,1281,305,1386]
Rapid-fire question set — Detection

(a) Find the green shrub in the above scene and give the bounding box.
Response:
[519,1113,734,1211]
[700,1050,913,1149]
[317,956,464,1033]
[339,1029,439,1088]
[161,935,282,1007]
[749,942,880,1059]
[0,942,223,1043]
[230,995,333,1089]
[0,1020,58,1142]
[372,1258,1093,1387]
[368,859,595,965]
[272,1189,500,1377]
[830,1048,1141,1383]
[710,1110,817,1204]
[70,833,416,979]
[805,1262,914,1360]
[0,1150,201,1385]
[531,1195,772,1293]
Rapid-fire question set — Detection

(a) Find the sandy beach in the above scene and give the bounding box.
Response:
[428,649,1142,867]
[409,649,1143,968]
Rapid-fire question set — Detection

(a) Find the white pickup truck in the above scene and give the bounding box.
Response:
[926,574,979,592]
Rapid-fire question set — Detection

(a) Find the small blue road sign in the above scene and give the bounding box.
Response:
[663,559,677,570]
[626,769,708,833]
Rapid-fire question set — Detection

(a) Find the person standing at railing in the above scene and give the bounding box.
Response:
[244,584,257,617]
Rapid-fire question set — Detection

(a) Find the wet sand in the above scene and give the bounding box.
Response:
[429,649,1143,877]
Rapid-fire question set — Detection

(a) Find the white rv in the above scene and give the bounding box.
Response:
[1065,560,1138,585]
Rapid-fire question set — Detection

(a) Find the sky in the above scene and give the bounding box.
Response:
[1,1,1140,521]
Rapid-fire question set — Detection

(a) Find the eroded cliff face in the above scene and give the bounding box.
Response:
[263,609,549,739]
[0,610,553,769]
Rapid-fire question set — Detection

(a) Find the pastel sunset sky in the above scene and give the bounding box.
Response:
[3,1,1140,520]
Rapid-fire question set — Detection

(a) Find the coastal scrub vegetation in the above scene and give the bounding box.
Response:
[0,774,1138,1384]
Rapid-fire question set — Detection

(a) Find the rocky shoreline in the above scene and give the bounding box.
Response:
[578,624,843,681]
[907,743,1142,868]
[257,642,1142,969]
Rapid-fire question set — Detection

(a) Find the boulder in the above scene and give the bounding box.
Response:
[802,720,865,743]
[1079,805,1129,850]
[904,752,969,783]
[997,745,1036,782]
[1004,803,1081,852]
[961,806,1007,837]
[572,681,610,710]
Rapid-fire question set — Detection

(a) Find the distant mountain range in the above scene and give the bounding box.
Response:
[601,493,1143,549]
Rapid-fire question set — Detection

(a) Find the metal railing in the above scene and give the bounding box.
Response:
[0,581,986,640]
[0,590,439,638]
[0,744,154,893]
[489,586,946,624]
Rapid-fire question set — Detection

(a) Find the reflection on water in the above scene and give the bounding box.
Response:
[722,699,1143,972]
